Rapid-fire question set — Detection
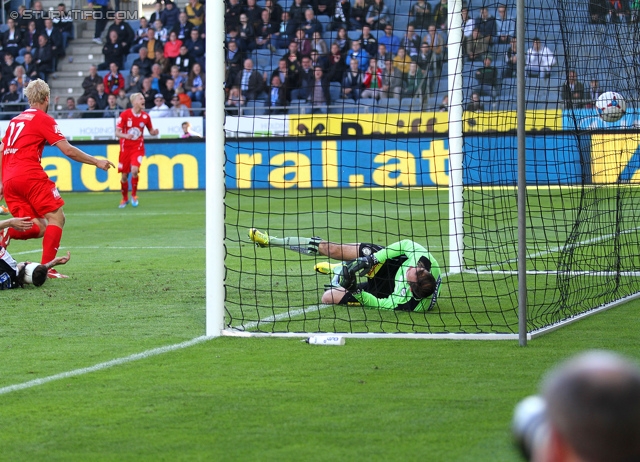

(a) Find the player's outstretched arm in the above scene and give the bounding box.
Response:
[0,141,4,201]
[149,128,159,136]
[45,251,70,269]
[0,217,33,231]
[55,140,115,171]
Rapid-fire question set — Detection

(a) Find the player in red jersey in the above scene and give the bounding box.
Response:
[0,79,115,279]
[115,92,159,208]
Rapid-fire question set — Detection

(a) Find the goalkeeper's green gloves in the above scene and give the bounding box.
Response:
[346,255,379,277]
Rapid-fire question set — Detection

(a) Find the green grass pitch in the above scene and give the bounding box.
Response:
[1,190,640,460]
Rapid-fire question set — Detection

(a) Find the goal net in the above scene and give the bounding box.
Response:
[221,0,640,337]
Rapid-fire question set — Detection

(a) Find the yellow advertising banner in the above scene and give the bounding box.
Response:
[288,110,563,136]
[591,133,640,184]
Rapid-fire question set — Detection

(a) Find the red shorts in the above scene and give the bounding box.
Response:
[118,149,145,174]
[3,176,65,219]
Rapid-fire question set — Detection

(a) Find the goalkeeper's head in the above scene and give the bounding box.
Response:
[407,261,437,299]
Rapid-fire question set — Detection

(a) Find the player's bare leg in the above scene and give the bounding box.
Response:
[42,207,68,278]
[321,287,349,305]
[3,216,46,248]
[130,165,140,207]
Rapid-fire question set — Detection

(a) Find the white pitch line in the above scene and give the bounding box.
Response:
[0,336,212,396]
[234,304,329,330]
[9,246,205,256]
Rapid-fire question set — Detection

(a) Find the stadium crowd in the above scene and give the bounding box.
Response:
[0,0,205,117]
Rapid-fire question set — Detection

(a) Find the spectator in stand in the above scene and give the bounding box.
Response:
[243,0,263,31]
[502,36,517,78]
[53,3,74,52]
[288,0,308,25]
[13,66,30,94]
[309,48,328,71]
[131,17,150,53]
[104,62,125,95]
[98,30,126,71]
[494,4,515,45]
[225,39,243,88]
[401,61,427,99]
[308,66,330,113]
[525,37,555,79]
[237,13,255,52]
[82,96,103,118]
[153,19,169,44]
[103,94,120,118]
[265,74,288,114]
[255,9,276,50]
[186,29,205,66]
[473,55,499,98]
[173,12,195,42]
[54,96,81,119]
[466,92,484,112]
[589,0,609,23]
[410,0,432,31]
[432,0,448,30]
[270,58,292,99]
[169,94,190,117]
[32,35,54,81]
[19,21,38,58]
[22,53,38,81]
[561,70,585,109]
[41,19,64,74]
[401,25,422,59]
[16,5,30,36]
[137,29,161,59]
[282,41,302,74]
[465,27,487,63]
[176,86,192,109]
[116,88,130,109]
[438,94,448,111]
[587,79,603,105]
[1,54,18,94]
[326,42,346,83]
[422,25,445,92]
[334,26,351,55]
[162,78,177,102]
[133,46,154,77]
[169,65,186,90]
[349,0,366,29]
[477,7,496,46]
[314,0,333,17]
[291,55,314,100]
[1,80,26,117]
[149,93,172,117]
[126,64,143,93]
[366,0,390,30]
[301,8,323,38]
[30,1,46,32]
[225,86,245,113]
[78,65,102,104]
[185,0,205,27]
[330,0,351,31]
[149,0,164,24]
[608,0,630,23]
[392,47,412,75]
[293,28,312,56]
[2,19,22,59]
[180,121,201,138]
[108,17,135,55]
[342,58,365,101]
[379,24,401,56]
[461,6,475,50]
[226,0,242,29]
[265,0,283,26]
[161,1,181,32]
[154,49,171,74]
[164,31,183,62]
[88,0,110,44]
[235,58,264,101]
[141,77,155,108]
[148,63,165,93]
[92,82,109,109]
[272,11,296,49]
[311,31,328,57]
[361,57,384,100]
[359,25,378,56]
[375,43,391,70]
[345,40,370,72]
[381,57,403,100]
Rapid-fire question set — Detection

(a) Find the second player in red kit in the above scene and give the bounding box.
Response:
[115,92,159,208]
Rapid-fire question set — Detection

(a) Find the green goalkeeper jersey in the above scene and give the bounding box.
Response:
[352,240,442,312]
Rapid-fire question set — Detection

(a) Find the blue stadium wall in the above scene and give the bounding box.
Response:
[42,133,640,191]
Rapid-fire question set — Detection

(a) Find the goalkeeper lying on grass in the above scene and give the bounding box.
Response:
[249,229,442,312]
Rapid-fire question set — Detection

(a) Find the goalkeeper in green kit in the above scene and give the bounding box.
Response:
[249,229,442,312]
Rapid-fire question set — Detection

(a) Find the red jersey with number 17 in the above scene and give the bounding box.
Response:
[1,108,66,183]
[116,109,154,153]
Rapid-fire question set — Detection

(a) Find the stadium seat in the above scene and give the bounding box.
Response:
[358,98,377,113]
[76,104,88,111]
[98,70,109,79]
[124,53,137,71]
[191,101,203,109]
[330,102,359,114]
[0,25,8,34]
[317,15,331,32]
[15,56,24,64]
[288,99,311,114]
[128,19,141,32]
[254,49,273,69]
[392,14,410,33]
[329,82,342,102]
[348,30,361,41]
[400,97,423,112]
[376,98,400,112]
[120,70,130,80]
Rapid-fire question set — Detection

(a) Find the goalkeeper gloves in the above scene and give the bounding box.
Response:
[337,264,357,291]
[346,255,379,277]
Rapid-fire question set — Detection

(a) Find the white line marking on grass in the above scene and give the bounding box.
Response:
[234,304,330,330]
[9,246,205,256]
[0,336,212,396]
